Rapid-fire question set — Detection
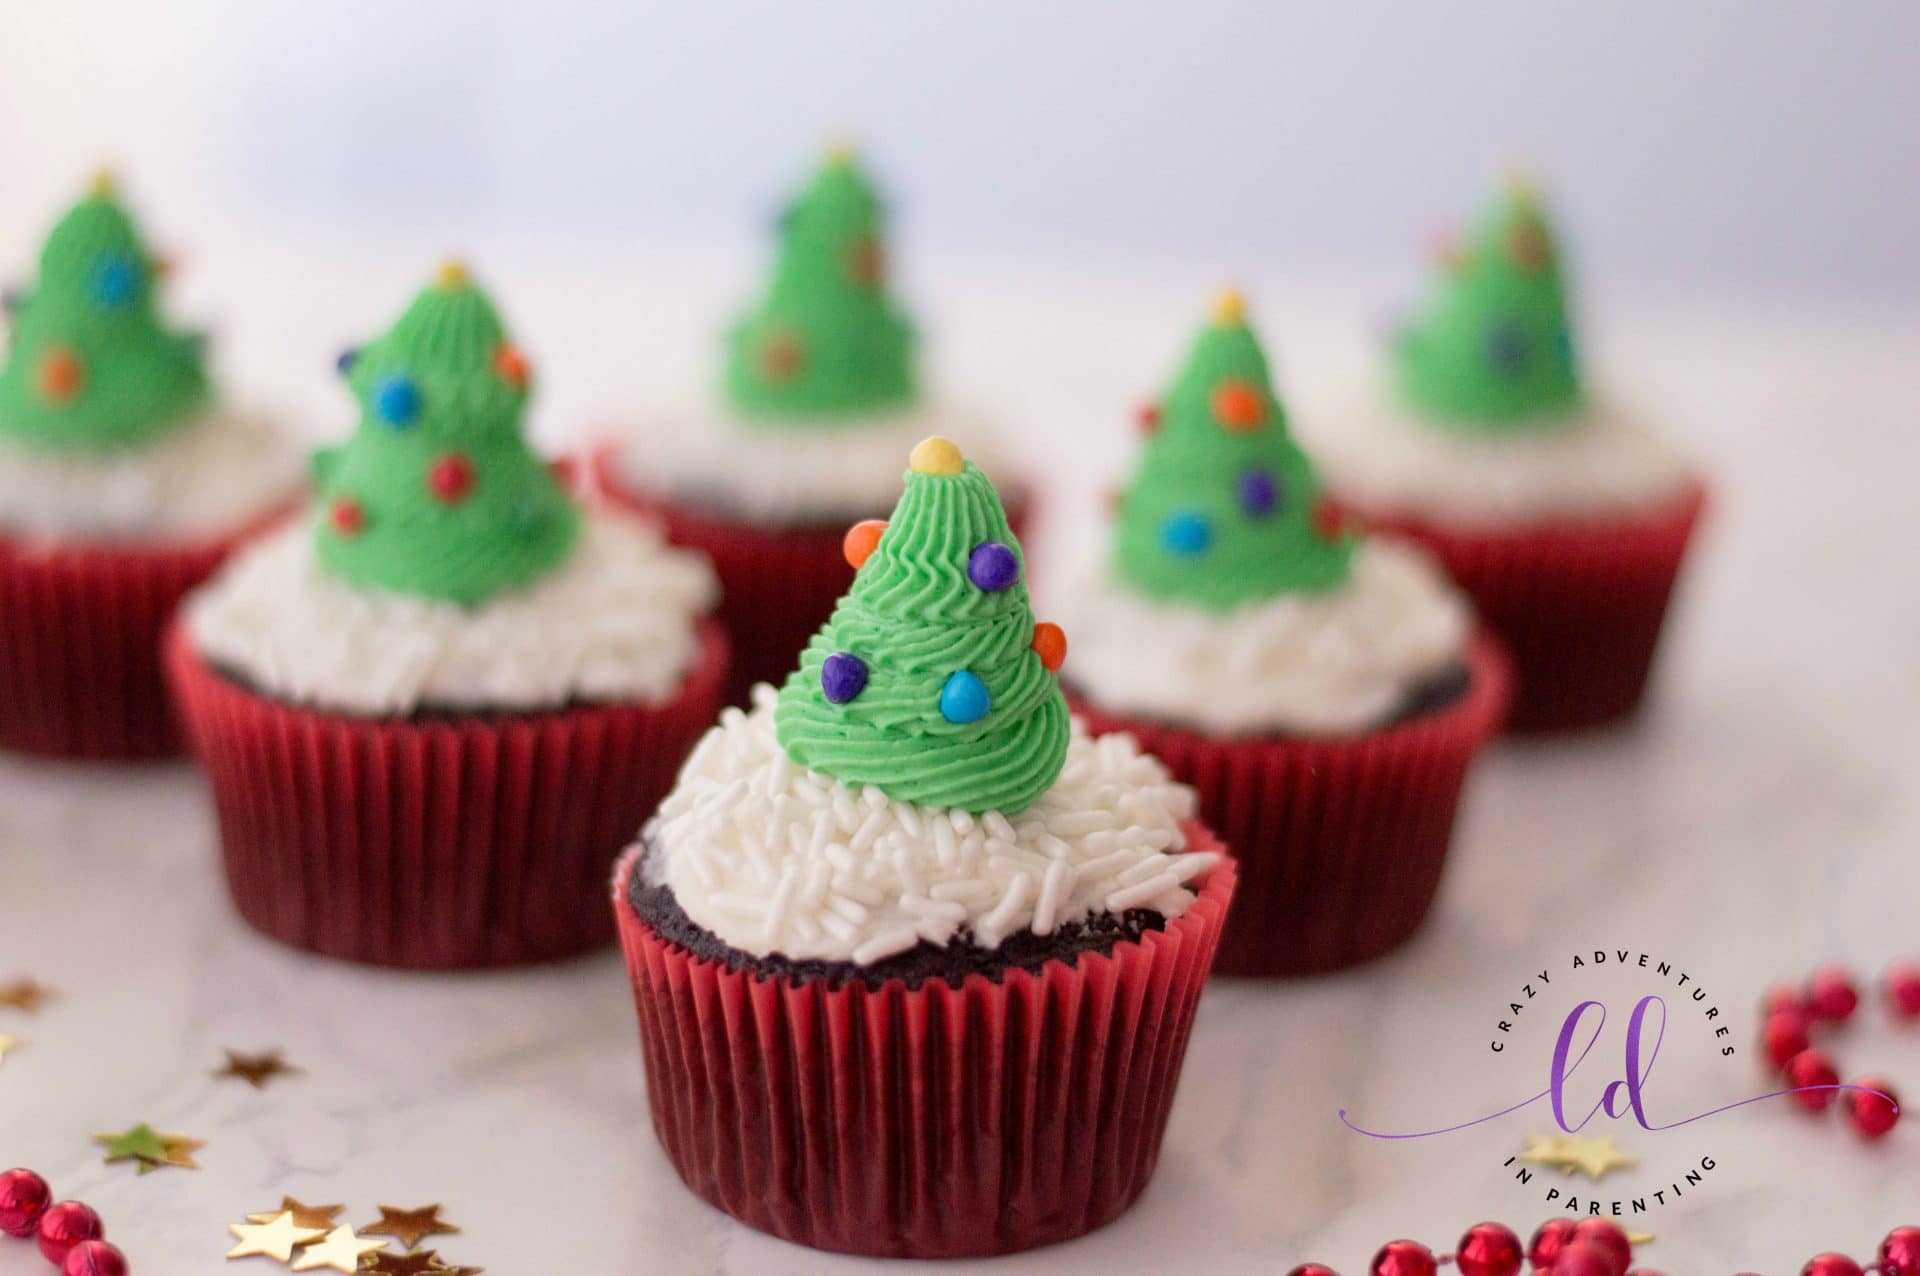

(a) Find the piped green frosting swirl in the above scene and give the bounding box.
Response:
[1394,179,1581,430]
[0,176,210,452]
[1114,292,1353,611]
[313,264,580,606]
[724,148,916,421]
[776,443,1068,815]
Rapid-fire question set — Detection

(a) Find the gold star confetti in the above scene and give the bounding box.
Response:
[214,1048,302,1090]
[246,1198,346,1231]
[227,1211,326,1261]
[1518,1131,1569,1169]
[0,978,54,1013]
[434,1266,484,1275]
[94,1123,203,1175]
[0,1034,24,1066]
[362,1204,459,1251]
[288,1225,386,1272]
[1555,1132,1638,1181]
[363,1252,447,1275]
[157,1133,205,1171]
[1628,1230,1655,1246]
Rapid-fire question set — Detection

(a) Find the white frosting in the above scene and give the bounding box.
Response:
[642,690,1212,966]
[186,509,718,716]
[1298,393,1692,526]
[609,400,1004,525]
[1059,539,1471,737]
[0,407,301,542]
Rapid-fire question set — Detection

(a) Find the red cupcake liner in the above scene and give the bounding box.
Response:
[1071,633,1509,977]
[167,620,727,969]
[589,443,1032,709]
[0,509,289,761]
[611,825,1235,1258]
[1338,480,1707,732]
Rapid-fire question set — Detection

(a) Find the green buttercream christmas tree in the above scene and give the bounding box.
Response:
[724,146,916,421]
[1394,176,1581,429]
[0,173,209,452]
[776,436,1069,815]
[1114,291,1353,611]
[313,262,580,606]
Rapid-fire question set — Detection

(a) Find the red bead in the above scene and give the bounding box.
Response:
[1138,402,1162,434]
[1784,1048,1841,1112]
[1031,622,1068,673]
[1762,1011,1812,1071]
[1286,1267,1341,1276]
[37,1201,103,1265]
[1313,498,1347,541]
[1879,1226,1920,1275]
[39,348,85,402]
[1807,964,1860,1023]
[846,237,884,288]
[1800,1255,1864,1276]
[428,452,476,504]
[1847,1075,1901,1139]
[1569,1219,1631,1276]
[1550,1245,1617,1276]
[1529,1220,1580,1266]
[1887,961,1920,1019]
[1455,1221,1523,1276]
[329,497,366,536]
[64,1239,129,1276]
[842,519,886,569]
[492,344,530,389]
[759,333,805,380]
[1368,1240,1437,1276]
[1210,379,1264,431]
[1762,982,1807,1018]
[0,1167,51,1237]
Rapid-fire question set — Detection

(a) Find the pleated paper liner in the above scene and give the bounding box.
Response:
[1072,633,1509,977]
[167,619,727,970]
[589,443,1032,709]
[0,506,292,761]
[1338,480,1707,732]
[612,825,1235,1259]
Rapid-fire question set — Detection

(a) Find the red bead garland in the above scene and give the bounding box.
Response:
[1785,1048,1841,1113]
[1367,1239,1437,1276]
[1800,1255,1864,1276]
[1454,1221,1523,1276]
[1849,1075,1901,1139]
[1888,963,1920,1020]
[0,1169,51,1238]
[1808,965,1861,1024]
[1528,1218,1579,1267]
[1568,1220,1632,1276]
[1880,1226,1920,1275]
[63,1240,129,1276]
[36,1202,102,1266]
[1761,958,1910,1142]
[0,1169,127,1274]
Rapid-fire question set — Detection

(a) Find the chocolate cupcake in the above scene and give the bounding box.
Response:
[1301,177,1707,731]
[612,435,1232,1257]
[0,174,300,758]
[1059,291,1508,976]
[592,147,1027,706]
[169,263,724,969]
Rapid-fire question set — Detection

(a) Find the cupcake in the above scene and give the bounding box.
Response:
[592,147,1028,707]
[1301,178,1706,731]
[0,174,300,759]
[1059,292,1508,977]
[168,263,725,969]
[612,436,1232,1257]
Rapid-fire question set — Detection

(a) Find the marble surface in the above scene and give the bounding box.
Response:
[2,260,1917,1274]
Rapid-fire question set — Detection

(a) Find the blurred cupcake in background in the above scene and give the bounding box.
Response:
[170,263,724,969]
[1301,177,1707,731]
[0,173,301,759]
[1061,291,1507,976]
[592,146,1027,706]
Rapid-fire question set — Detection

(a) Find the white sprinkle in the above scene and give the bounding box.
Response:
[1047,810,1114,837]
[826,894,870,924]
[831,873,887,908]
[983,873,1035,935]
[852,927,920,965]
[832,788,861,833]
[892,803,923,838]
[1107,872,1180,912]
[983,810,1017,842]
[932,818,957,867]
[931,879,996,903]
[1033,860,1074,935]
[949,809,974,834]
[900,896,969,923]
[849,809,888,853]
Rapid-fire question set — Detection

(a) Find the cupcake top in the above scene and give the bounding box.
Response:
[1062,293,1471,737]
[642,437,1212,967]
[614,148,1003,524]
[1300,178,1689,523]
[0,174,297,538]
[188,264,715,715]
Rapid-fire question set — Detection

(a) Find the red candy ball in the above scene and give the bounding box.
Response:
[329,497,366,536]
[1551,1245,1618,1276]
[37,1201,104,1265]
[1286,1267,1341,1276]
[1800,1255,1864,1276]
[0,1167,51,1237]
[1879,1226,1920,1275]
[64,1239,129,1276]
[1847,1075,1901,1139]
[428,452,476,504]
[1785,1047,1841,1112]
[1887,961,1920,1020]
[842,519,886,570]
[1807,964,1861,1023]
[38,347,85,402]
[1570,1219,1632,1275]
[1529,1219,1580,1266]
[1455,1221,1523,1276]
[1762,1011,1813,1071]
[1368,1240,1437,1276]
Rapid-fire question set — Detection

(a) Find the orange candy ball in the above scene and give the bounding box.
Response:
[760,333,806,381]
[493,344,530,388]
[1210,379,1263,431]
[329,497,367,536]
[1031,622,1067,673]
[38,348,85,403]
[843,519,887,569]
[846,236,885,288]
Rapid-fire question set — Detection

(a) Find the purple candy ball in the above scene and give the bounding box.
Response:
[1237,468,1279,517]
[967,541,1020,592]
[822,651,869,704]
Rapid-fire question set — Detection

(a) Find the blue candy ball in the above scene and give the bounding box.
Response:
[822,651,869,704]
[966,541,1020,592]
[374,375,423,427]
[939,670,991,724]
[335,347,360,377]
[1236,469,1280,517]
[1161,512,1212,555]
[91,253,140,309]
